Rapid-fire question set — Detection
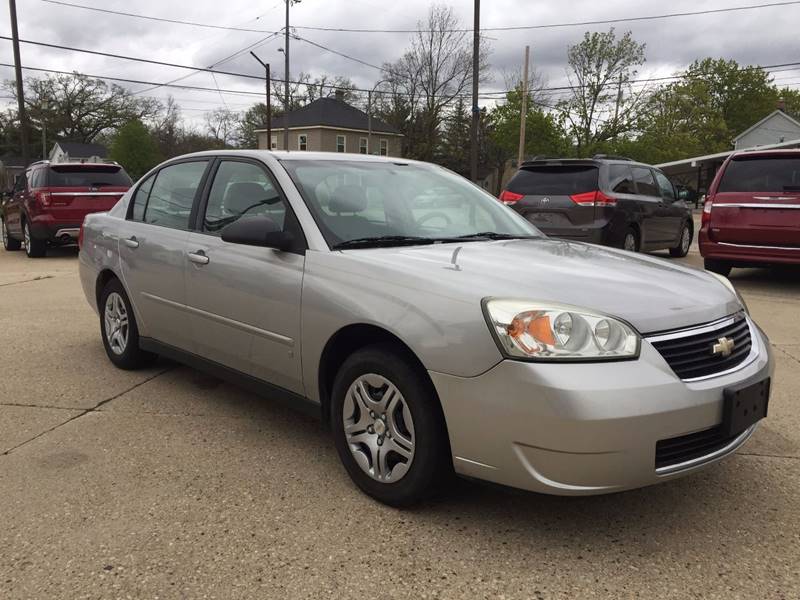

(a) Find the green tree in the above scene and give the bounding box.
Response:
[238,103,270,149]
[437,97,471,176]
[110,120,162,180]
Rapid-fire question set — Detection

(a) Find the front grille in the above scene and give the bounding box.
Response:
[649,315,752,380]
[655,425,739,469]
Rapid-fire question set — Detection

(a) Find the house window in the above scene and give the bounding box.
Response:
[298,134,308,151]
[336,135,346,153]
[359,138,368,154]
[270,135,277,150]
[379,139,388,156]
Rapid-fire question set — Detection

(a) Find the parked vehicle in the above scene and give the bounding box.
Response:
[80,151,772,506]
[500,156,694,257]
[2,161,131,257]
[700,150,800,275]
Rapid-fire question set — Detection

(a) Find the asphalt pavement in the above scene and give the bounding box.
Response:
[1,232,798,599]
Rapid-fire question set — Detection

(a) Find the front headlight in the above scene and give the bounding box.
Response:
[708,272,748,313]
[482,299,640,361]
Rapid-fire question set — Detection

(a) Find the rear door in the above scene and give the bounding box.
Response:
[710,154,800,247]
[504,163,599,238]
[45,165,131,223]
[119,159,211,352]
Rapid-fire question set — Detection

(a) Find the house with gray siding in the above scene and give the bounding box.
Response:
[734,108,800,149]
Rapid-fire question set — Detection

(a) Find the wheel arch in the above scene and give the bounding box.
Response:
[95,268,123,312]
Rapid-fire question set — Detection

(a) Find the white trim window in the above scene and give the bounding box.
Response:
[270,135,277,150]
[379,139,388,156]
[336,135,346,153]
[298,134,308,151]
[359,137,368,154]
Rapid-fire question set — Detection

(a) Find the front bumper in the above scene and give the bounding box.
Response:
[431,318,772,495]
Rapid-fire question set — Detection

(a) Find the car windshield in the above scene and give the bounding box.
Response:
[718,156,800,193]
[280,159,540,248]
[47,165,132,188]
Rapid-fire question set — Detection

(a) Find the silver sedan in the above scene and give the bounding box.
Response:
[79,151,773,506]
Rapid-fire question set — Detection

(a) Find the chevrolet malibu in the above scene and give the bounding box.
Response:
[79,151,773,506]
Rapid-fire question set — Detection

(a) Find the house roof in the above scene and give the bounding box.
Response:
[55,141,108,158]
[656,136,800,170]
[733,109,800,142]
[260,97,401,135]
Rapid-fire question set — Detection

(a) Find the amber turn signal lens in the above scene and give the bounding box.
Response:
[507,313,556,347]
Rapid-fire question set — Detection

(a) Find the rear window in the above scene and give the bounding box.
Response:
[46,165,132,188]
[507,165,598,196]
[718,156,800,193]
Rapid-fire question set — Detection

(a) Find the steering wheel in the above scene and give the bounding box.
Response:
[416,211,453,229]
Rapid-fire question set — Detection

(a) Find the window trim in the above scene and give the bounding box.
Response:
[359,137,368,155]
[298,134,308,151]
[379,139,388,156]
[336,135,346,153]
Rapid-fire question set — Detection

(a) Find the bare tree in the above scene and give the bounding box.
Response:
[205,108,240,147]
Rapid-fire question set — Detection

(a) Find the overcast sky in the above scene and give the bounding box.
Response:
[2,0,799,126]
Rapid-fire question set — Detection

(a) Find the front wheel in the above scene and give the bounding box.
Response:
[331,344,451,506]
[622,228,639,253]
[23,221,46,258]
[704,258,732,277]
[2,217,21,251]
[99,278,157,370]
[669,223,693,257]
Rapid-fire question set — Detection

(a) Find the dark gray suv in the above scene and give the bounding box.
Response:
[500,155,693,257]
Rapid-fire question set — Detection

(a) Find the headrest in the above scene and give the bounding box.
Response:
[224,182,279,214]
[171,187,196,206]
[329,185,368,213]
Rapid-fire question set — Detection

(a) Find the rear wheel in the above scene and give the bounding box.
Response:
[331,344,451,507]
[2,217,21,251]
[669,222,693,258]
[704,258,732,277]
[99,278,157,370]
[23,221,46,258]
[622,228,639,252]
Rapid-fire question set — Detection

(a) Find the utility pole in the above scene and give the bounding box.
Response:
[283,0,291,151]
[9,0,30,165]
[469,0,480,182]
[517,45,530,168]
[250,52,271,149]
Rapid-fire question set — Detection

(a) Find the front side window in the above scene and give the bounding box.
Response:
[380,139,388,156]
[298,135,308,151]
[281,160,539,248]
[608,164,635,194]
[631,166,659,196]
[142,161,208,230]
[654,171,676,201]
[203,161,285,233]
[359,138,368,154]
[336,135,346,153]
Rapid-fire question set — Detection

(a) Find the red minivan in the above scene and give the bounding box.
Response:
[1,161,131,258]
[700,150,800,276]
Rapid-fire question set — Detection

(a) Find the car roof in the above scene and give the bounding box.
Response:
[171,149,424,166]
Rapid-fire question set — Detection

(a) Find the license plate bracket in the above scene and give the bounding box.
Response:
[722,378,770,438]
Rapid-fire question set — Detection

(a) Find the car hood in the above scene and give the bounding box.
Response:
[338,238,741,334]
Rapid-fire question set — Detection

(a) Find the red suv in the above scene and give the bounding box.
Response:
[700,150,800,276]
[1,161,131,258]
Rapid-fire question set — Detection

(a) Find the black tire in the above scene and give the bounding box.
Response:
[621,227,639,253]
[704,258,732,277]
[23,220,46,258]
[331,343,451,507]
[99,278,157,370]
[2,217,21,251]
[669,222,693,258]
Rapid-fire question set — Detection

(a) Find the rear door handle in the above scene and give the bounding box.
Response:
[188,250,210,265]
[123,236,139,248]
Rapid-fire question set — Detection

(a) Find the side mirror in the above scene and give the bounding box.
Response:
[221,216,293,251]
[677,189,689,200]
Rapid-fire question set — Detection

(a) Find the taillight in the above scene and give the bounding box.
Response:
[499,190,524,204]
[701,196,713,227]
[570,190,616,206]
[78,222,84,250]
[36,191,52,206]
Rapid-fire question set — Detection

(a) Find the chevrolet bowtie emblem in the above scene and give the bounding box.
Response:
[712,336,735,357]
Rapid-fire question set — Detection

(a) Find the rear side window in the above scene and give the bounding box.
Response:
[608,164,635,194]
[718,156,800,192]
[142,161,208,231]
[46,165,132,187]
[631,167,659,196]
[507,166,598,196]
[130,174,155,222]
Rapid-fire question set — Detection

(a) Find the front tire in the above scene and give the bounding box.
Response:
[2,217,21,251]
[99,278,157,370]
[331,344,451,506]
[23,221,46,258]
[622,227,639,253]
[669,222,693,257]
[704,258,732,277]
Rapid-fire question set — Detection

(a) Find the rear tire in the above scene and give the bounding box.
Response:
[23,221,46,258]
[2,217,21,251]
[99,278,157,370]
[669,222,693,258]
[622,228,639,253]
[704,258,732,277]
[331,343,451,507]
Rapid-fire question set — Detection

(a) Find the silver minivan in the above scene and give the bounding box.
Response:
[79,151,772,506]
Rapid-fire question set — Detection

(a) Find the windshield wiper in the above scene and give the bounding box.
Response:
[332,235,436,250]
[452,232,539,240]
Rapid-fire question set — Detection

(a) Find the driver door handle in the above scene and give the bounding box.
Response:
[188,250,210,265]
[123,236,139,249]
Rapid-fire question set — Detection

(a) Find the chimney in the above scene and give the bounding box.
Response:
[334,89,345,102]
[777,97,786,112]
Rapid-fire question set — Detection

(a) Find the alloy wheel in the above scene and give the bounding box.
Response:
[624,232,637,252]
[342,373,415,483]
[681,226,691,254]
[104,292,130,355]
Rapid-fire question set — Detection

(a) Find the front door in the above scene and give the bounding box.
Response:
[654,169,685,245]
[184,158,306,395]
[631,166,668,245]
[118,159,211,352]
